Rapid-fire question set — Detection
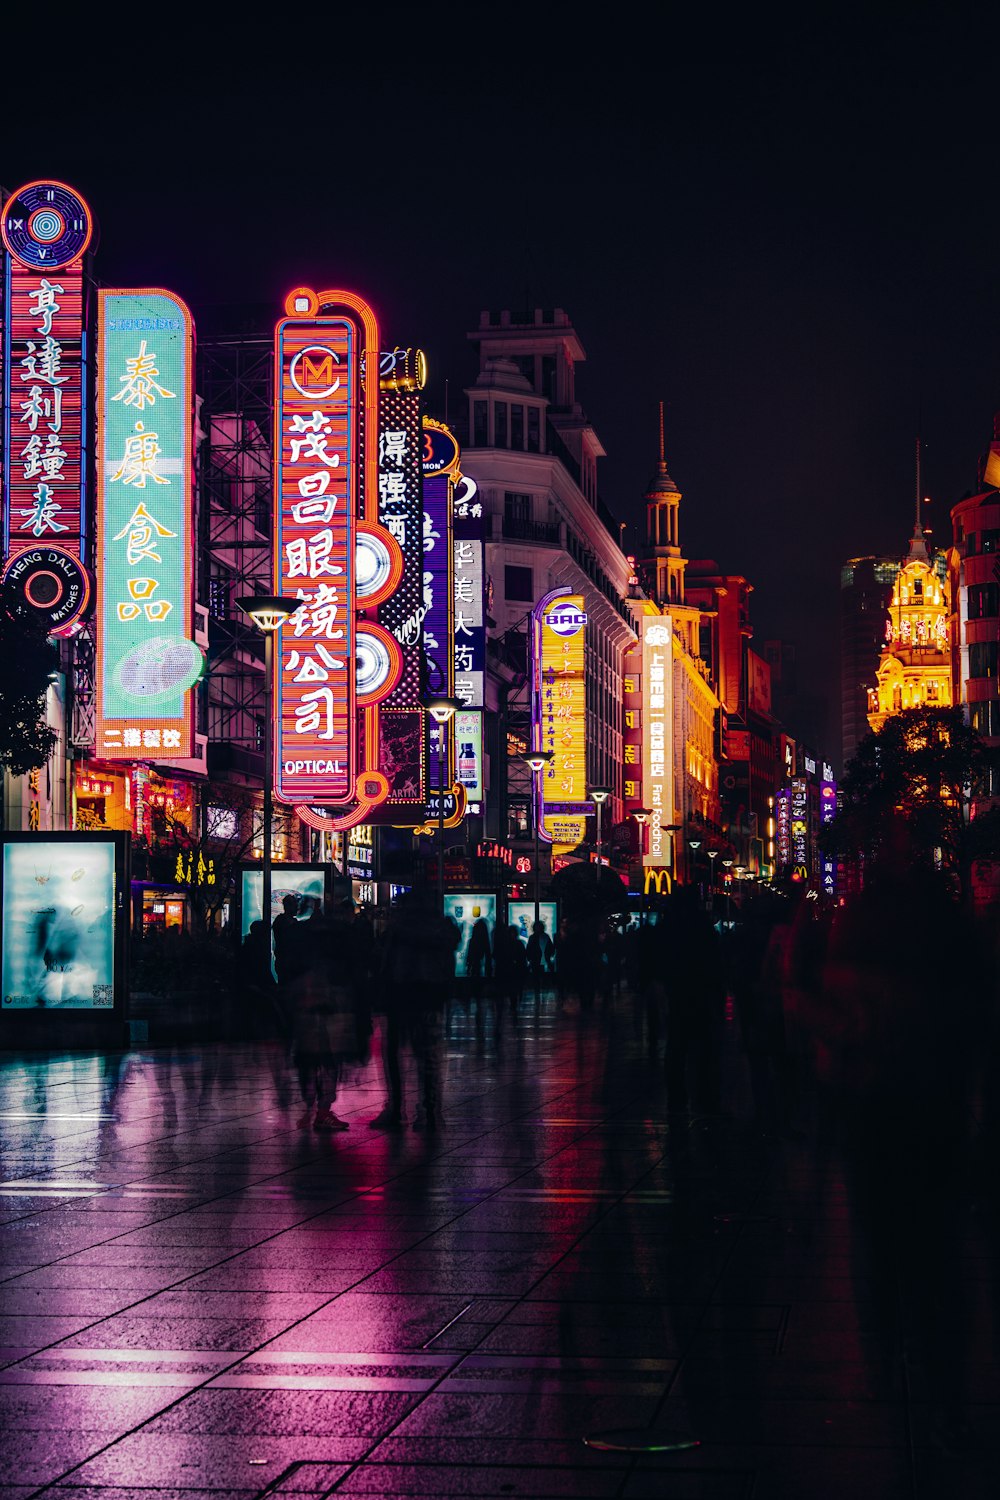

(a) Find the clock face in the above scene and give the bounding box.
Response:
[2,181,93,271]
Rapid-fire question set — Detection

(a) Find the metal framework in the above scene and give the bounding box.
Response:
[196,336,273,752]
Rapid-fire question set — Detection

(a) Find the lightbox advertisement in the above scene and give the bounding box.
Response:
[1,838,118,1009]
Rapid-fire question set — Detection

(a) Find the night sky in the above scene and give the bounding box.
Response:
[4,12,998,760]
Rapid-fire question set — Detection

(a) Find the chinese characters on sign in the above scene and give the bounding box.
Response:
[4,270,85,558]
[274,316,357,804]
[642,618,673,867]
[373,386,425,809]
[790,777,809,879]
[452,475,485,709]
[623,644,644,818]
[532,592,589,857]
[820,780,837,897]
[95,291,201,760]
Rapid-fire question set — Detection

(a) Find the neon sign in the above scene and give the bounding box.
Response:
[274,309,358,804]
[532,589,589,856]
[642,618,673,866]
[3,181,92,631]
[95,290,201,760]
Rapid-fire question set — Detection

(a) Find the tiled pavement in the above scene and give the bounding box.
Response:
[0,990,997,1499]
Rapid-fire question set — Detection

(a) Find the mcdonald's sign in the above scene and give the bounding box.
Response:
[644,867,672,897]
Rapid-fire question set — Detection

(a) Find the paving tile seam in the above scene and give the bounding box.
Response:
[314,1092,684,1498]
[15,1054,634,1499]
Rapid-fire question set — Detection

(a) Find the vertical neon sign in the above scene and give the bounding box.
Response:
[531,589,589,856]
[94,289,201,759]
[2,181,92,598]
[274,309,357,804]
[642,617,673,866]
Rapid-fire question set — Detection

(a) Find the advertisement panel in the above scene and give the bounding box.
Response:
[747,649,772,716]
[1,836,122,1009]
[445,891,497,977]
[455,709,483,803]
[642,617,674,866]
[3,181,92,577]
[453,475,485,708]
[790,777,809,878]
[273,314,357,805]
[95,290,201,759]
[240,864,329,940]
[623,643,643,817]
[507,900,557,950]
[532,590,589,856]
[423,468,454,789]
[820,780,837,898]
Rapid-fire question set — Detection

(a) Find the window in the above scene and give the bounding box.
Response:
[980,530,1000,554]
[527,406,541,453]
[971,700,1000,736]
[495,401,508,448]
[968,583,999,620]
[541,355,557,404]
[511,405,524,449]
[504,492,531,522]
[969,641,999,679]
[504,564,533,602]
[473,400,488,447]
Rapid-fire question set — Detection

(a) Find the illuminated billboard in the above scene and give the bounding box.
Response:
[455,708,483,803]
[373,383,425,809]
[453,474,485,709]
[642,617,674,866]
[3,181,93,634]
[623,642,643,817]
[274,310,358,805]
[532,589,589,856]
[1,834,125,1011]
[419,426,455,792]
[94,290,201,760]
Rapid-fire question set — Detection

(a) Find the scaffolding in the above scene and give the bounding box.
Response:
[196,336,273,766]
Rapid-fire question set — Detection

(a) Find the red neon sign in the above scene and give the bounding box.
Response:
[273,315,359,805]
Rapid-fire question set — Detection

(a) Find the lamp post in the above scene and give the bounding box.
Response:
[425,696,460,912]
[632,808,652,925]
[688,836,701,895]
[706,848,719,915]
[520,749,553,924]
[237,595,303,953]
[588,786,612,898]
[721,856,734,931]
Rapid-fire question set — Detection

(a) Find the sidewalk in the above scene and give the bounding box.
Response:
[0,988,996,1499]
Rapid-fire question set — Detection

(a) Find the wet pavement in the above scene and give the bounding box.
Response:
[0,987,998,1498]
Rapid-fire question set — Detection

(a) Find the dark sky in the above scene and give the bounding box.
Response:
[4,11,998,759]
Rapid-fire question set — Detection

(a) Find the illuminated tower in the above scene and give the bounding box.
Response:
[644,403,686,606]
[868,454,951,730]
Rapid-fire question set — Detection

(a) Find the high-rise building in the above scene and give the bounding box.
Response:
[459,309,637,847]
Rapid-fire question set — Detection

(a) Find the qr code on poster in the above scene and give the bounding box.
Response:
[92,985,114,1008]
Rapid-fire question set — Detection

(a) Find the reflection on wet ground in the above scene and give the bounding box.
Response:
[0,985,998,1498]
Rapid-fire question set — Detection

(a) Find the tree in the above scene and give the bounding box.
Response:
[0,602,58,776]
[824,706,1000,899]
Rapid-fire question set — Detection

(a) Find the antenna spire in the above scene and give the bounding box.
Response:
[658,400,666,467]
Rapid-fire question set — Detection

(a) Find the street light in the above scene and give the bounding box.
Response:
[520,749,554,924]
[425,695,460,911]
[721,856,734,931]
[237,594,303,952]
[589,786,612,896]
[632,808,653,925]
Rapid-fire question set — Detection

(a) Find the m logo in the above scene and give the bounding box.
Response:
[289,345,342,399]
[644,867,672,897]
